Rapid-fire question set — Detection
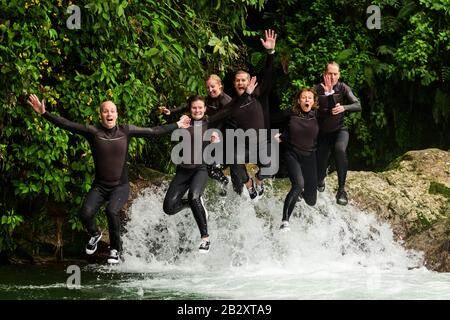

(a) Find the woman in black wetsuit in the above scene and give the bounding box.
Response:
[163,95,220,253]
[274,88,319,231]
[159,75,231,196]
[27,94,190,264]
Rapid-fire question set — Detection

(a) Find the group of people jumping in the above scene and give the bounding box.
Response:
[27,29,361,264]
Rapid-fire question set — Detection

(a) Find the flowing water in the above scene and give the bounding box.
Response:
[2,181,450,300]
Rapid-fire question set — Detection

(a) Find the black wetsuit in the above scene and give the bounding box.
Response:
[279,109,319,221]
[163,119,211,238]
[42,112,178,251]
[314,82,361,191]
[209,52,275,194]
[168,93,232,187]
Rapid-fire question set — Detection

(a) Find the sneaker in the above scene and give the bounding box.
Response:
[317,180,325,192]
[279,220,290,232]
[336,189,348,206]
[85,232,102,255]
[247,179,257,199]
[255,181,264,197]
[107,249,120,264]
[199,239,210,253]
[218,182,227,197]
[200,196,208,220]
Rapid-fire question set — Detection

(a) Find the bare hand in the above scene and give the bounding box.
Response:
[159,106,171,115]
[177,115,191,128]
[27,94,46,114]
[210,131,220,144]
[246,76,258,95]
[331,103,345,115]
[321,74,333,92]
[260,29,277,50]
[274,133,282,143]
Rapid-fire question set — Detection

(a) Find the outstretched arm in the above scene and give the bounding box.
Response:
[129,115,191,138]
[158,103,189,116]
[27,94,90,135]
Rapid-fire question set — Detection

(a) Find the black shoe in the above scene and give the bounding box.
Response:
[336,189,348,206]
[85,232,102,255]
[107,249,120,264]
[317,180,325,192]
[279,220,290,232]
[219,182,227,197]
[199,239,210,253]
[247,179,257,199]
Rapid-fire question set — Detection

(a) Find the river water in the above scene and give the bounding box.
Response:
[1,182,450,300]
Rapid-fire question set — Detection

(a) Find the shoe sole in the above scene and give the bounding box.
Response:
[107,259,119,264]
[337,200,348,206]
[198,249,210,253]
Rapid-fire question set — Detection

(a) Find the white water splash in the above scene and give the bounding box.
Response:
[115,180,450,299]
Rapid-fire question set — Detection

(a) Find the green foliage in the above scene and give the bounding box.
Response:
[256,0,450,169]
[0,209,24,252]
[0,0,266,252]
[429,181,450,201]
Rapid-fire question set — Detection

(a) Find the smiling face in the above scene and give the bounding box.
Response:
[190,99,206,120]
[298,90,315,112]
[99,101,118,129]
[206,78,222,99]
[234,71,250,96]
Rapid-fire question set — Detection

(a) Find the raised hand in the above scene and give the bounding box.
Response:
[245,76,258,95]
[177,115,191,128]
[210,131,220,144]
[159,106,171,115]
[260,29,277,50]
[321,74,333,93]
[27,94,46,114]
[274,133,282,143]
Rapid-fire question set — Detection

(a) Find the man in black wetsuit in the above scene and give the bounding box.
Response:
[211,29,277,199]
[314,62,361,205]
[163,95,220,253]
[27,94,190,264]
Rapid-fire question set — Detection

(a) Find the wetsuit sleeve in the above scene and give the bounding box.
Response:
[128,123,178,138]
[342,84,361,112]
[254,53,274,98]
[168,103,189,115]
[41,111,90,136]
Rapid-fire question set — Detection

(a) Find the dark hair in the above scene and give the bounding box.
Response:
[188,95,206,108]
[293,87,318,112]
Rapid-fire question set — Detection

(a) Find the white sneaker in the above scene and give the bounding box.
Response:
[107,249,120,264]
[85,232,102,255]
[198,239,210,253]
[279,221,290,232]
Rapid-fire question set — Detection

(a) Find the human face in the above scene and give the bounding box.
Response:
[206,79,222,99]
[100,101,118,129]
[234,73,250,96]
[325,64,340,86]
[191,100,206,120]
[298,91,315,112]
